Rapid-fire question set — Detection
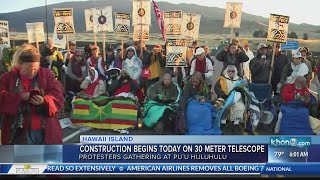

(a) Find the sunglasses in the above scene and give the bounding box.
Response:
[228,70,235,73]
[76,55,82,57]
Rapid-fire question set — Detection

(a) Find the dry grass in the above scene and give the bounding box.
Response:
[11,32,320,52]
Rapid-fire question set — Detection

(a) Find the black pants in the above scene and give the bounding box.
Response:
[221,121,244,135]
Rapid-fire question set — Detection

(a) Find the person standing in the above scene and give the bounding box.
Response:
[242,44,254,81]
[0,44,64,145]
[216,42,249,77]
[249,43,271,84]
[189,47,214,88]
[270,43,289,95]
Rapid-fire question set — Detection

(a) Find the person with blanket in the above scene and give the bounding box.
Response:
[122,46,143,83]
[86,45,108,80]
[113,70,144,103]
[0,44,64,144]
[214,65,246,135]
[276,76,313,135]
[77,68,107,100]
[180,71,210,111]
[143,73,181,134]
[280,51,309,86]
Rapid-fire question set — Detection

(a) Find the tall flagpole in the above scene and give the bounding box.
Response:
[45,0,49,42]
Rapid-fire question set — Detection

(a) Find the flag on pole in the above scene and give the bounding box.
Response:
[152,0,166,42]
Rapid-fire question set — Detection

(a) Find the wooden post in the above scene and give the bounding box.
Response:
[229,26,234,43]
[140,24,143,59]
[268,42,277,84]
[66,34,70,51]
[121,35,124,60]
[103,32,106,61]
[35,33,39,49]
[94,32,97,46]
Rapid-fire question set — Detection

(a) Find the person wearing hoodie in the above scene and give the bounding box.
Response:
[122,46,143,83]
[77,68,107,100]
[106,45,123,70]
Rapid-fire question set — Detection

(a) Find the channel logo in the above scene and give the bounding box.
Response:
[270,137,311,147]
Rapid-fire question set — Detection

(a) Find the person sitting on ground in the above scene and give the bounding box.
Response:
[113,70,144,103]
[77,68,107,100]
[143,73,181,134]
[180,71,210,111]
[122,46,143,83]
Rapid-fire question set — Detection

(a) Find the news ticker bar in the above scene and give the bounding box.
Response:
[1,163,320,175]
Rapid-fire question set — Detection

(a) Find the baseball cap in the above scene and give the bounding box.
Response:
[194,47,205,55]
[257,43,267,50]
[298,47,307,52]
[292,51,302,58]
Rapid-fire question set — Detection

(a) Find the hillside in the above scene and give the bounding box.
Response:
[1,0,320,39]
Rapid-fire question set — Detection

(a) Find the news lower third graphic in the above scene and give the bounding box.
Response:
[0,136,319,176]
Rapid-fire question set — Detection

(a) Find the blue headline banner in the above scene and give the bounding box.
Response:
[62,144,268,163]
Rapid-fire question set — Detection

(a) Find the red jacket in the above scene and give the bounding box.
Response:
[0,68,64,144]
[280,83,310,106]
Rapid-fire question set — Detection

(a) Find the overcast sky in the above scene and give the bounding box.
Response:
[0,0,318,25]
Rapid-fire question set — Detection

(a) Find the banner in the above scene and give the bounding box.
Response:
[133,25,150,41]
[0,20,10,47]
[84,8,94,32]
[3,163,320,175]
[132,0,151,26]
[152,0,166,41]
[223,2,242,28]
[163,11,183,37]
[181,13,201,40]
[267,14,290,43]
[114,13,130,34]
[52,26,66,49]
[92,6,114,32]
[26,22,45,43]
[166,39,187,67]
[53,8,75,33]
